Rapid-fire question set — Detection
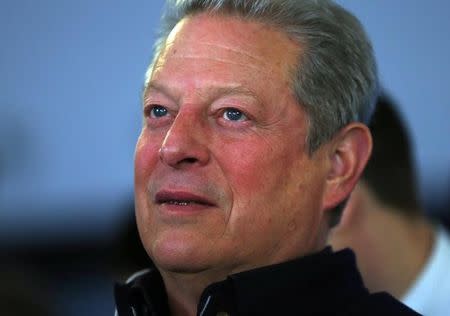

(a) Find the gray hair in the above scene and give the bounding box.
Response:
[146,0,379,152]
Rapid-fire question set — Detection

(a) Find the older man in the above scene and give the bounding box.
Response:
[115,1,419,315]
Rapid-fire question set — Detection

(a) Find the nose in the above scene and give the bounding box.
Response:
[159,110,210,169]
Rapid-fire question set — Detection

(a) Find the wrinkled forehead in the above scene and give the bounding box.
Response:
[145,12,302,88]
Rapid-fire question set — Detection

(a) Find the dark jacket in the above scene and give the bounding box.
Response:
[114,248,420,315]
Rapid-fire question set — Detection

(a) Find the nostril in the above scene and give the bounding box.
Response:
[182,157,198,164]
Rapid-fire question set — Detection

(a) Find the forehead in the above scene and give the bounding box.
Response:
[169,13,297,64]
[146,13,301,96]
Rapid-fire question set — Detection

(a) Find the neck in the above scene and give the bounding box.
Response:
[159,269,227,316]
[357,207,434,298]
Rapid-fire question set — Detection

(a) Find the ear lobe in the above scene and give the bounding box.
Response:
[322,123,372,212]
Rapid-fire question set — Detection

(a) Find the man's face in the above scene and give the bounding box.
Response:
[135,13,330,276]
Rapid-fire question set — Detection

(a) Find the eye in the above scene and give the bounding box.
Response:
[147,105,168,118]
[222,108,247,121]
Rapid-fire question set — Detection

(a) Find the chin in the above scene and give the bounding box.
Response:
[148,231,215,274]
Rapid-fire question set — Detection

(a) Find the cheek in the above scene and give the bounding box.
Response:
[221,145,270,194]
[134,132,161,187]
[224,141,304,192]
[220,140,299,213]
[222,139,323,230]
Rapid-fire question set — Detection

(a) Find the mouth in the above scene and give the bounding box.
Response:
[154,191,216,208]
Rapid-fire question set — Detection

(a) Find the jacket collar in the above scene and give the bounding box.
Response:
[115,248,368,316]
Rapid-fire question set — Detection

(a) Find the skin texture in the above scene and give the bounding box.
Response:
[134,13,372,315]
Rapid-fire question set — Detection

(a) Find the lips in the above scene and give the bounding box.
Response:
[154,190,215,207]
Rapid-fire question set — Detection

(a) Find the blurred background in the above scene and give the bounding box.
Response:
[1,0,449,315]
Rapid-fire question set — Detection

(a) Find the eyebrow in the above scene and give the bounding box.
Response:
[142,82,172,101]
[143,81,262,106]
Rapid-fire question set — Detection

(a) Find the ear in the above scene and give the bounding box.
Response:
[321,123,372,212]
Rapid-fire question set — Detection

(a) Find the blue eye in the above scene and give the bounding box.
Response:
[150,105,168,118]
[223,108,247,121]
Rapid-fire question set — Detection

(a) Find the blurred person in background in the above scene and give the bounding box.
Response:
[114,0,419,315]
[329,95,450,316]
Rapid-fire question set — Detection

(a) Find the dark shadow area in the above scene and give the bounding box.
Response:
[1,199,152,316]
